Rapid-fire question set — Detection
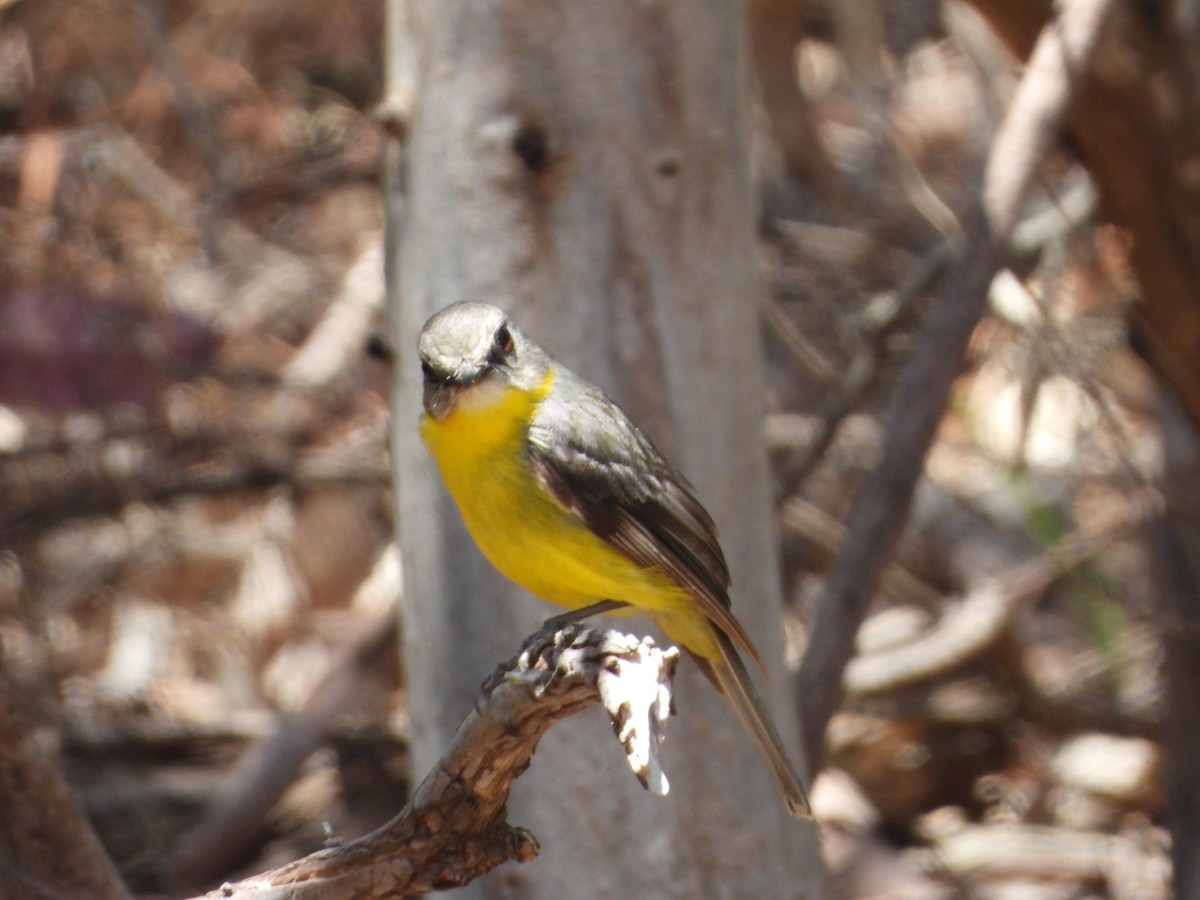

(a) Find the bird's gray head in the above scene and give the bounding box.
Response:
[417,301,548,420]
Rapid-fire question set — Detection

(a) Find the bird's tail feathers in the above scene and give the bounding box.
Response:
[701,632,813,820]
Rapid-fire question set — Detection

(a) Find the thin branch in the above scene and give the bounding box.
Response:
[760,296,839,387]
[797,0,1117,772]
[165,613,401,892]
[773,239,955,499]
[779,497,943,612]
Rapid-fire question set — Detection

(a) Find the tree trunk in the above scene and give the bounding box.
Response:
[387,0,825,897]
[1150,389,1200,900]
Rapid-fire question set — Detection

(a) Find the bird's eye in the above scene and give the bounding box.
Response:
[493,324,515,359]
[421,360,436,380]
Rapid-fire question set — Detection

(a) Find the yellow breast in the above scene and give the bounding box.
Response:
[418,370,694,621]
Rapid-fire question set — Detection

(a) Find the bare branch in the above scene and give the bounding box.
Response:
[982,0,1114,236]
[798,0,1118,772]
[191,627,679,899]
[165,614,400,891]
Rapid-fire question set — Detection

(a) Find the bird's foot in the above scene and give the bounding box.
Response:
[518,599,629,669]
[539,599,629,633]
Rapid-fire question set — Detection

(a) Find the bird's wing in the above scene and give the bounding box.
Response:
[527,375,761,667]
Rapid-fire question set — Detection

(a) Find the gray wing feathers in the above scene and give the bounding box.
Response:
[527,375,761,666]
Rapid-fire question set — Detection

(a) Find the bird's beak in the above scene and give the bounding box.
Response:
[422,379,457,421]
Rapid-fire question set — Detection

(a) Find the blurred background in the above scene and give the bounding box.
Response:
[0,0,1183,897]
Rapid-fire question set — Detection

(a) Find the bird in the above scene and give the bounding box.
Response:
[417,300,811,819]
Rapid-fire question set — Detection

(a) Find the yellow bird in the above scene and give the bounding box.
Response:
[417,301,811,818]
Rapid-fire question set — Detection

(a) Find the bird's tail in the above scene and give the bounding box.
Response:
[694,631,813,819]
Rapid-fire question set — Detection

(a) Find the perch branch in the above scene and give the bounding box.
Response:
[191,627,679,899]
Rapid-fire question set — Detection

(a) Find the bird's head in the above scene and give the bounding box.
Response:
[417,301,546,420]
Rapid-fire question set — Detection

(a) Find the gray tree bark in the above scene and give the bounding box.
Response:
[386,1,824,897]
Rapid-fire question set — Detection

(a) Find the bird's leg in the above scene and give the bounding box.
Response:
[541,598,629,631]
[515,599,631,672]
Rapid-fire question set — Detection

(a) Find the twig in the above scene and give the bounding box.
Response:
[165,614,400,892]
[779,497,943,612]
[775,170,1094,500]
[760,297,839,387]
[189,627,679,899]
[774,239,954,498]
[797,0,1117,771]
[283,239,385,389]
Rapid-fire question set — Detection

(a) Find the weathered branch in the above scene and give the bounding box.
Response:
[192,627,679,899]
